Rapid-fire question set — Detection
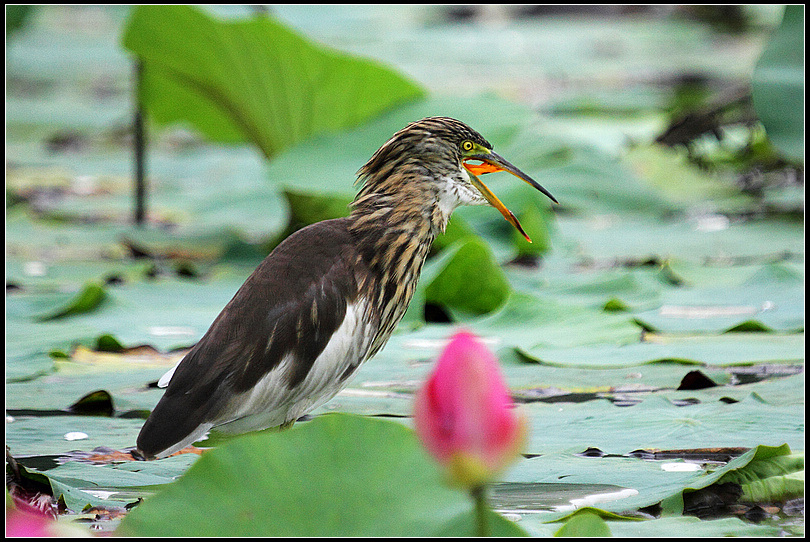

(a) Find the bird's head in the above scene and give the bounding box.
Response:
[356,117,557,242]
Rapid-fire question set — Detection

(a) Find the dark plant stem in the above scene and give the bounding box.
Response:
[471,485,489,537]
[133,60,147,226]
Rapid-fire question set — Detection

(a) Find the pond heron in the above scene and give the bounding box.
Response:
[136,117,557,459]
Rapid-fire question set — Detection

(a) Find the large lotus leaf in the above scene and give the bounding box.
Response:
[468,292,642,350]
[751,5,805,161]
[522,334,804,368]
[6,143,290,244]
[5,207,133,263]
[6,249,241,378]
[5,415,145,459]
[737,470,805,504]
[265,95,561,200]
[6,290,104,382]
[33,454,199,508]
[423,237,511,317]
[4,265,260,389]
[122,5,425,158]
[338,330,804,410]
[525,260,802,337]
[623,144,750,209]
[663,259,804,289]
[11,453,200,513]
[556,214,803,264]
[719,447,804,503]
[532,515,782,537]
[506,255,667,313]
[117,414,527,537]
[522,395,803,455]
[5,360,171,412]
[6,273,247,356]
[617,372,807,407]
[320,330,805,413]
[504,444,794,533]
[609,516,782,537]
[395,290,642,352]
[632,265,804,334]
[265,94,672,218]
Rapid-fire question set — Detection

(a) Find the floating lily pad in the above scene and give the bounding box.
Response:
[503,443,797,521]
[521,395,803,455]
[118,414,527,537]
[521,334,805,368]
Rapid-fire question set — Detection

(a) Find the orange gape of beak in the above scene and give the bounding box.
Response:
[463,161,505,176]
[462,151,557,243]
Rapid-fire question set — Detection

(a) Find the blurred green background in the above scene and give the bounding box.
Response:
[5,5,804,537]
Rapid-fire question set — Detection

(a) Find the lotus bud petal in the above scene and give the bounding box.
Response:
[414,330,526,487]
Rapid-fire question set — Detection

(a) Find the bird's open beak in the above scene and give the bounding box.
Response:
[463,151,558,243]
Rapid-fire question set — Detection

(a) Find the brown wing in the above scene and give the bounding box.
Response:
[136,217,363,458]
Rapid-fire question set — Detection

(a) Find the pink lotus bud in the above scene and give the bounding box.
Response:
[6,496,92,537]
[413,330,527,487]
[5,506,57,538]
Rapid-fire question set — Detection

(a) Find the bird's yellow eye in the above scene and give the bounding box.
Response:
[461,140,474,152]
